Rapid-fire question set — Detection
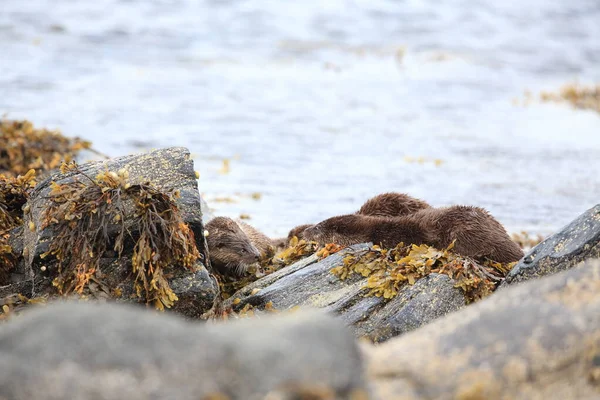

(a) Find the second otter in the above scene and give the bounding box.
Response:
[302,206,524,263]
[285,192,431,244]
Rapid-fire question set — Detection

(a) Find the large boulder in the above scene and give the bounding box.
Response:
[366,258,600,400]
[503,204,600,286]
[0,301,367,400]
[224,244,466,341]
[5,147,217,317]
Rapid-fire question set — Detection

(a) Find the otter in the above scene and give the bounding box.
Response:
[303,206,523,263]
[205,217,261,276]
[286,223,314,243]
[356,192,431,217]
[235,219,276,261]
[302,214,433,249]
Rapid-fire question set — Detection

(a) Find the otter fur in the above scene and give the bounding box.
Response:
[286,223,314,243]
[356,192,432,217]
[303,214,432,249]
[205,217,261,276]
[303,206,523,263]
[235,219,276,261]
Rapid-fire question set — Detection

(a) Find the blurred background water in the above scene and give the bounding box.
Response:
[1,0,599,237]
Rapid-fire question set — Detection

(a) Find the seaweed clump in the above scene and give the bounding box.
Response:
[0,169,37,282]
[0,169,36,229]
[540,83,600,114]
[40,162,200,310]
[271,236,319,269]
[0,119,91,177]
[331,242,514,303]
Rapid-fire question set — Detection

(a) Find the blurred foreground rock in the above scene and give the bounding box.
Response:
[503,203,600,286]
[1,147,218,317]
[367,258,600,400]
[0,301,367,400]
[224,244,466,342]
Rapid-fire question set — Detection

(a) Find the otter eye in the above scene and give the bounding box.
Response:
[240,248,247,253]
[217,243,225,249]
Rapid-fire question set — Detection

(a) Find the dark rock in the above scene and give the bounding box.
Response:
[0,301,367,400]
[9,147,217,317]
[365,273,466,342]
[502,204,600,286]
[367,258,600,400]
[224,244,466,341]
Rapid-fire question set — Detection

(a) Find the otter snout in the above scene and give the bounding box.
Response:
[241,243,261,263]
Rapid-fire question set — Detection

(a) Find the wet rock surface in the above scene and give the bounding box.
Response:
[503,203,600,286]
[0,301,367,400]
[367,258,600,400]
[224,244,466,341]
[3,147,218,317]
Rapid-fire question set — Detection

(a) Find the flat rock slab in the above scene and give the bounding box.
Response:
[367,258,600,400]
[225,244,466,341]
[503,203,600,286]
[0,301,367,400]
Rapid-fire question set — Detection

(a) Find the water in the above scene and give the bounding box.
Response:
[2,0,599,237]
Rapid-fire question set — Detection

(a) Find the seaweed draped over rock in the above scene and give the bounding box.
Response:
[39,162,200,310]
[0,170,37,283]
[0,119,91,177]
[331,241,514,302]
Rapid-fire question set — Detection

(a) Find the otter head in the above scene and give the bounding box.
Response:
[205,217,261,276]
[302,215,368,246]
[287,223,314,243]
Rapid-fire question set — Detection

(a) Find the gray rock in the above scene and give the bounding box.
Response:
[365,273,466,342]
[224,244,466,341]
[503,203,600,286]
[366,258,600,400]
[0,301,367,400]
[9,147,217,317]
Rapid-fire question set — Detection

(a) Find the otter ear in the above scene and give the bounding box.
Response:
[216,242,225,248]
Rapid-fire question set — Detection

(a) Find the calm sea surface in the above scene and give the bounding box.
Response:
[2,0,600,237]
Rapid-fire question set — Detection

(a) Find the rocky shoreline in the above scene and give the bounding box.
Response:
[1,144,599,399]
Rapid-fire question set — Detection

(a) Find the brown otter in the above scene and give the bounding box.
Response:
[205,217,261,276]
[235,219,276,261]
[303,206,523,263]
[356,192,432,217]
[286,223,314,243]
[302,214,433,249]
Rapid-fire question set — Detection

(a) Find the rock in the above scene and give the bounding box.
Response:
[9,147,217,317]
[366,258,600,400]
[0,301,368,400]
[224,244,466,341]
[503,204,600,286]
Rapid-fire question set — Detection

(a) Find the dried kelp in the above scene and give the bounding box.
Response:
[271,236,319,268]
[0,119,91,176]
[40,162,200,310]
[0,169,36,230]
[331,242,514,303]
[540,83,600,114]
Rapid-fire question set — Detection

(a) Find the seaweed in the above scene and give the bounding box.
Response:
[40,162,200,310]
[0,119,91,177]
[331,242,514,303]
[271,236,319,268]
[540,83,600,114]
[0,169,36,229]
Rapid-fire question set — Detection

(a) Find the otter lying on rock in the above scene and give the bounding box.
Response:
[356,192,432,217]
[303,206,524,263]
[285,192,430,245]
[205,217,276,276]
